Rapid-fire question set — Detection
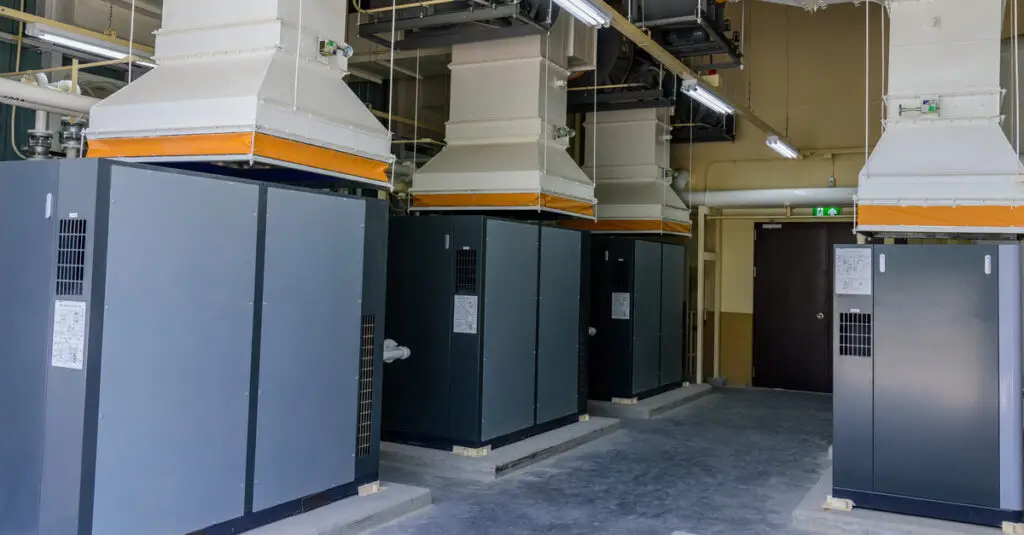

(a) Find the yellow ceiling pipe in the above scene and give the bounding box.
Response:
[594,0,796,151]
[0,6,155,56]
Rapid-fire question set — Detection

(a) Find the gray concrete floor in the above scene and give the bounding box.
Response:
[370,388,833,535]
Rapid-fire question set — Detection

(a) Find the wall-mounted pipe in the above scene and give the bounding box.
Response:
[0,76,99,116]
[683,187,856,208]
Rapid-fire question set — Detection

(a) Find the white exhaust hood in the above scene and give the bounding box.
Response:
[563,107,690,235]
[87,0,393,187]
[410,24,597,219]
[856,0,1024,234]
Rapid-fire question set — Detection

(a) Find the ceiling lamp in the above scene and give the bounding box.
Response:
[553,0,612,28]
[26,22,155,68]
[680,79,734,115]
[766,135,800,159]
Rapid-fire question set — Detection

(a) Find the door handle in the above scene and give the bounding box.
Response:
[816,312,825,320]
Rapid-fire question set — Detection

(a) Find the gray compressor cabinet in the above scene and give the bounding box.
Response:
[589,236,687,401]
[832,244,1023,527]
[384,215,588,449]
[0,160,387,535]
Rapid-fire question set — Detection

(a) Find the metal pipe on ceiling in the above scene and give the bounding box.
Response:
[593,0,796,149]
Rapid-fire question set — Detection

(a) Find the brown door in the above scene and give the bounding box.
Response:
[752,222,855,393]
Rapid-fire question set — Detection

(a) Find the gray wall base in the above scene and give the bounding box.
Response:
[380,417,620,481]
[245,483,431,535]
[588,384,713,420]
[792,468,999,535]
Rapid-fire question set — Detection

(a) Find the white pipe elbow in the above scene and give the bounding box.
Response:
[383,339,411,363]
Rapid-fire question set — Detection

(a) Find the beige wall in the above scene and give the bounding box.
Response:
[720,219,754,315]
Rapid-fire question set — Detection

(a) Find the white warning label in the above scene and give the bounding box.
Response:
[51,300,87,370]
[453,295,479,334]
[611,292,631,320]
[835,248,873,296]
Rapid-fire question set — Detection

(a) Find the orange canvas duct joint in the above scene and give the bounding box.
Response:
[857,205,1024,229]
[412,192,596,218]
[561,218,692,235]
[88,132,390,183]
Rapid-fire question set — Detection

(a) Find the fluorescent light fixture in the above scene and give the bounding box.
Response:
[766,135,800,159]
[680,79,734,115]
[553,0,612,28]
[26,22,154,68]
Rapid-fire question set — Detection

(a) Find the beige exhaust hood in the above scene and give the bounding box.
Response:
[87,0,394,187]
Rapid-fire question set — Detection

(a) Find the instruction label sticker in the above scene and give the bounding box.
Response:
[835,248,872,296]
[611,292,631,320]
[453,295,478,334]
[51,300,87,370]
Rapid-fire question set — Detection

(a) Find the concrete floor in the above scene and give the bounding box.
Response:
[370,388,833,535]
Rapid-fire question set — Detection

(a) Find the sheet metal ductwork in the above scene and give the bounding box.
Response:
[356,0,555,50]
[564,107,691,235]
[410,31,598,219]
[87,0,394,188]
[855,0,1024,234]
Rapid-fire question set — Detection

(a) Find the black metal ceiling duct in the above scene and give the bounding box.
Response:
[357,0,558,50]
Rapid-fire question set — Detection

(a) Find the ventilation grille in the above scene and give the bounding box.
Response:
[455,249,477,294]
[839,313,872,357]
[56,219,88,296]
[357,314,375,458]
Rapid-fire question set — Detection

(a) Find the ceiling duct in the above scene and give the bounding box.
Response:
[856,0,1024,234]
[87,0,394,188]
[356,0,556,50]
[410,21,598,219]
[563,107,691,235]
[568,0,739,141]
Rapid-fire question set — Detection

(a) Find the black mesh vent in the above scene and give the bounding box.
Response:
[455,249,477,294]
[56,219,88,296]
[839,313,872,357]
[357,314,375,458]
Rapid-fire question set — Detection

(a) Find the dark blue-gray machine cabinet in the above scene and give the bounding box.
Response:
[832,244,1023,527]
[384,215,587,449]
[589,236,687,401]
[0,159,387,535]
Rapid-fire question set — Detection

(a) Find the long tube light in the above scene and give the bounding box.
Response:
[553,0,612,28]
[680,79,734,115]
[26,22,155,68]
[766,135,800,159]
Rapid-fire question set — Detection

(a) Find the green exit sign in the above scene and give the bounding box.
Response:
[814,206,842,217]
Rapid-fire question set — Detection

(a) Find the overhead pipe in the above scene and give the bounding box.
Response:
[594,0,795,148]
[0,76,99,116]
[682,187,856,208]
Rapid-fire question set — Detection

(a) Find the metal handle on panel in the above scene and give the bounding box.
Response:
[816,312,825,320]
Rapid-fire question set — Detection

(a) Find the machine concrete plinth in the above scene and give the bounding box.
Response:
[588,384,713,419]
[380,417,621,481]
[792,468,1000,535]
[245,483,431,535]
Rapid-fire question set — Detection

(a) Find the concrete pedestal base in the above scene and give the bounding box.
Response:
[792,468,1000,535]
[588,384,713,420]
[246,483,431,535]
[381,417,621,481]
